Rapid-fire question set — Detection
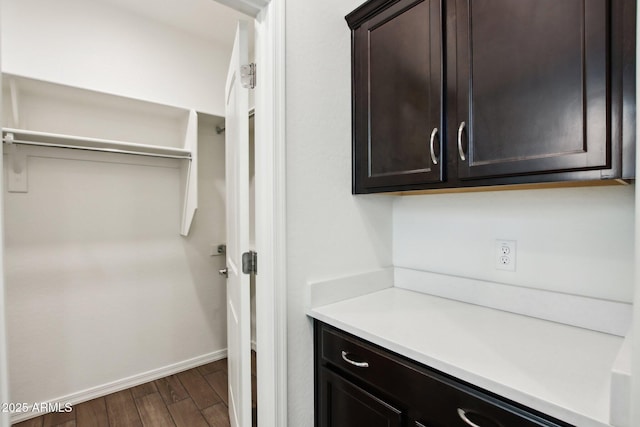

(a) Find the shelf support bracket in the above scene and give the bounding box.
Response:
[180,110,198,236]
[4,133,28,193]
[9,78,21,128]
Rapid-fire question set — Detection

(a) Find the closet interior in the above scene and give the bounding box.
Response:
[1,0,255,424]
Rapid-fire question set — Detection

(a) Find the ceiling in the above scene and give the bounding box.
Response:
[99,0,252,47]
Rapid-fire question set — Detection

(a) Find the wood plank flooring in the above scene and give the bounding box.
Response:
[12,358,243,427]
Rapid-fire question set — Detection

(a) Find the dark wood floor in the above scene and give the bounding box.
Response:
[11,357,252,427]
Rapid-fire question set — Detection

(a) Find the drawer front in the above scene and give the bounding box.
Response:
[320,324,432,402]
[412,380,566,427]
[317,322,572,427]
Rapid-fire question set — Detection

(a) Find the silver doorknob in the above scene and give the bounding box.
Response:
[219,268,228,278]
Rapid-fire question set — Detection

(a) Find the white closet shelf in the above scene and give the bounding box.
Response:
[1,74,202,236]
[2,128,192,160]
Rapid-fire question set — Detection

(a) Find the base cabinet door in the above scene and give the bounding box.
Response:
[318,367,404,427]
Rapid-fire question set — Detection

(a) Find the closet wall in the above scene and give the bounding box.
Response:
[1,0,230,115]
[4,118,227,407]
[1,0,233,412]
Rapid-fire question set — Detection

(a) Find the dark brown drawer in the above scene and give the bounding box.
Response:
[320,323,432,404]
[315,321,572,427]
[412,377,566,427]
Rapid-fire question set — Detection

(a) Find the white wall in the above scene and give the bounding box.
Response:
[285,4,637,427]
[630,4,640,424]
[3,115,227,407]
[394,185,635,303]
[1,0,230,116]
[285,0,395,425]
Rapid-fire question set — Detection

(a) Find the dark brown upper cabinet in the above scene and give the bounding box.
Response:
[456,0,609,179]
[350,0,444,192]
[346,0,636,194]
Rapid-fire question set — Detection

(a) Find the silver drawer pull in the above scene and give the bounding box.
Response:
[457,121,467,161]
[457,408,482,427]
[341,351,369,368]
[429,127,439,165]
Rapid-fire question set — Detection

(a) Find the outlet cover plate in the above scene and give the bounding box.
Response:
[495,239,516,271]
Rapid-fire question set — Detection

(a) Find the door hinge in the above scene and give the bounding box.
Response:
[241,63,256,89]
[242,251,257,275]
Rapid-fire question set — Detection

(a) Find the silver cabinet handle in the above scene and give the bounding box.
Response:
[218,268,228,278]
[429,127,439,165]
[341,351,369,368]
[457,121,467,161]
[457,408,482,427]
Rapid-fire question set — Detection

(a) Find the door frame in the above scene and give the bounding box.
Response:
[633,2,640,425]
[0,137,10,427]
[0,4,11,423]
[228,0,288,426]
[0,1,288,426]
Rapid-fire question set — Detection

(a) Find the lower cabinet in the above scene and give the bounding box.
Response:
[314,321,573,427]
[318,367,403,427]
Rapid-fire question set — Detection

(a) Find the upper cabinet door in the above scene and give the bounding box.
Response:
[455,0,610,180]
[351,0,443,193]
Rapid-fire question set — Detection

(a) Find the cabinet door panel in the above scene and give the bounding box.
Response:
[456,0,609,179]
[354,0,443,191]
[318,368,403,427]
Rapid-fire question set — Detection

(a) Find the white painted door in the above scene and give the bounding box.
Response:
[225,21,252,427]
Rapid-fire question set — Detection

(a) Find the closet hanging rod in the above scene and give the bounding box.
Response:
[3,139,192,160]
[216,108,255,134]
[2,129,192,160]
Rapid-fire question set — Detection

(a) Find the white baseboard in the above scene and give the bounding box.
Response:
[11,349,227,423]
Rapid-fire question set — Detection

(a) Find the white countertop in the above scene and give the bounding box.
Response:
[308,287,623,427]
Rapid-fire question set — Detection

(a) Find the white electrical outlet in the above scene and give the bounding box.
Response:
[495,240,517,271]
